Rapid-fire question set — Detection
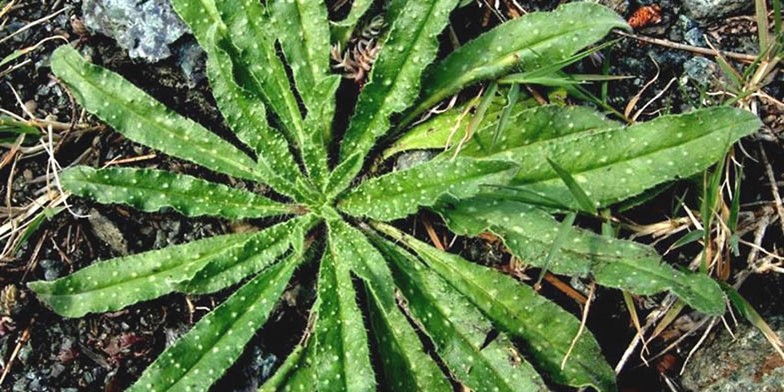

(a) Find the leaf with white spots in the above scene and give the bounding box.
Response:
[271,0,331,114]
[314,241,376,392]
[337,157,518,221]
[27,231,262,318]
[459,106,761,210]
[61,166,295,219]
[127,252,302,392]
[373,235,548,392]
[50,46,260,182]
[170,0,307,146]
[177,217,314,295]
[336,0,460,184]
[405,2,629,121]
[375,223,615,391]
[328,221,449,391]
[438,197,726,315]
[200,25,306,198]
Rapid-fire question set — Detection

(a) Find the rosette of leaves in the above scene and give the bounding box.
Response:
[28,1,760,391]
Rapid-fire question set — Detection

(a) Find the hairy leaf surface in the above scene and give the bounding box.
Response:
[127,253,300,392]
[407,2,629,121]
[177,217,312,294]
[377,225,616,391]
[28,231,260,317]
[315,246,376,391]
[378,237,548,391]
[338,0,460,180]
[50,46,260,181]
[271,0,331,112]
[328,221,450,391]
[61,166,294,219]
[338,157,517,220]
[201,27,305,198]
[460,106,760,210]
[439,197,726,315]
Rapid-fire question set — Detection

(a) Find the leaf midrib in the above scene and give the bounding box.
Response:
[61,55,259,180]
[506,115,754,185]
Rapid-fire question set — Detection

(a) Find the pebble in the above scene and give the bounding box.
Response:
[682,0,754,25]
[681,315,784,391]
[81,0,189,62]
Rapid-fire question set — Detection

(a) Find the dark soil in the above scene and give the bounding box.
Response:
[1,0,782,391]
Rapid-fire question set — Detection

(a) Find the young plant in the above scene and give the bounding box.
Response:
[29,1,760,391]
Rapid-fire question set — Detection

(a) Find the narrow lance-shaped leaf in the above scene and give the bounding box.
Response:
[386,100,595,159]
[50,46,260,181]
[337,157,517,221]
[315,242,376,392]
[202,26,306,198]
[271,0,331,112]
[260,337,318,391]
[328,221,450,391]
[458,106,761,209]
[404,2,629,122]
[373,235,548,392]
[375,223,616,391]
[437,197,726,315]
[61,166,295,219]
[27,231,260,318]
[337,0,460,180]
[171,0,308,154]
[177,216,315,295]
[127,252,302,392]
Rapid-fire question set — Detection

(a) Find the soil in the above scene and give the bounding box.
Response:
[1,0,782,391]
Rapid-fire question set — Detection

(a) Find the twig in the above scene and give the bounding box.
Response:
[758,142,784,235]
[0,326,30,386]
[562,281,595,369]
[615,31,758,63]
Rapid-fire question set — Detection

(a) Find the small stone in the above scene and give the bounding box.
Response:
[682,0,753,25]
[683,57,718,86]
[82,0,189,62]
[681,315,784,391]
[88,209,128,255]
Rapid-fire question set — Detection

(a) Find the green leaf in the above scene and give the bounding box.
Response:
[61,166,295,219]
[546,158,598,214]
[315,241,376,391]
[330,0,374,45]
[376,224,615,391]
[258,343,310,392]
[337,0,460,181]
[405,2,629,122]
[461,106,761,209]
[375,236,549,392]
[271,0,331,112]
[179,216,314,295]
[337,157,517,221]
[170,0,306,144]
[438,197,726,315]
[328,220,450,391]
[50,46,260,182]
[27,231,260,318]
[127,253,301,392]
[201,26,305,199]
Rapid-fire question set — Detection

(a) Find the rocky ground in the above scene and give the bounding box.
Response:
[0,0,782,391]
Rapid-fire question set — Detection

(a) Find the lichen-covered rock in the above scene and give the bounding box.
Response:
[682,0,753,25]
[82,0,188,62]
[681,316,784,391]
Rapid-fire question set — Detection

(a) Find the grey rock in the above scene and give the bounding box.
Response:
[82,0,188,62]
[593,0,629,15]
[683,0,753,25]
[88,209,128,255]
[683,57,718,86]
[681,315,784,391]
